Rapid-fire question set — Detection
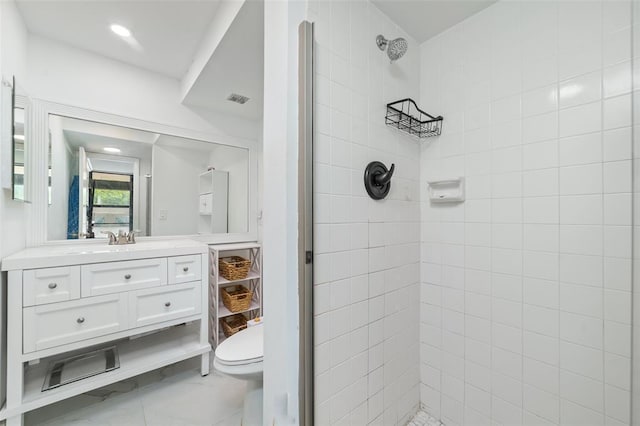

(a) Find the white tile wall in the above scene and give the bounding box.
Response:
[308,1,422,425]
[632,0,640,423]
[419,1,633,425]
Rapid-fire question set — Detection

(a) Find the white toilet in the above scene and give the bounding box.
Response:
[214,323,264,425]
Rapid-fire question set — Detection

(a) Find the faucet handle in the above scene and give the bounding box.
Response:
[127,230,141,244]
[101,231,117,245]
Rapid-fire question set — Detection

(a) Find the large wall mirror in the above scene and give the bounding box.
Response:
[47,115,250,241]
[3,0,264,246]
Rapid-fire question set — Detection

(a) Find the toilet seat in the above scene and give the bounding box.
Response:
[215,324,263,366]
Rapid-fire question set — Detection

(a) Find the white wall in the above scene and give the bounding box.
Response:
[26,35,261,143]
[0,0,28,408]
[208,144,249,233]
[419,1,633,425]
[0,0,28,257]
[261,0,307,424]
[307,1,422,425]
[632,0,640,423]
[151,142,208,236]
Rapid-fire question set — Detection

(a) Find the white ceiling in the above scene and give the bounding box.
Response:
[15,0,489,123]
[182,1,263,120]
[16,0,221,79]
[372,0,497,43]
[58,116,155,161]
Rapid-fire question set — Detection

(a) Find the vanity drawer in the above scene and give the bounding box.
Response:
[81,258,168,297]
[168,255,202,284]
[129,282,201,328]
[23,294,128,353]
[23,266,81,306]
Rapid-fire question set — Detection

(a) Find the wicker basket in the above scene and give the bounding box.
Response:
[219,256,251,281]
[221,314,247,338]
[221,285,253,313]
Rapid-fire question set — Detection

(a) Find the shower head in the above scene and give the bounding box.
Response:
[376,34,408,63]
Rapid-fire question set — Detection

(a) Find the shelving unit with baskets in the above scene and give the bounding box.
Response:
[208,243,262,349]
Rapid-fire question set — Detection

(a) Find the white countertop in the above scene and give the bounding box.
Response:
[2,239,209,271]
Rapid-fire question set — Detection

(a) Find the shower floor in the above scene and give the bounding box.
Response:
[407,410,443,426]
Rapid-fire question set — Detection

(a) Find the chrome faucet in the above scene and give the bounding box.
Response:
[102,231,117,245]
[127,230,139,244]
[101,230,140,245]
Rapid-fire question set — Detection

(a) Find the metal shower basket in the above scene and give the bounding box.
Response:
[385,98,443,138]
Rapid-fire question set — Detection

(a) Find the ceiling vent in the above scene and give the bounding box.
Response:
[227,93,250,104]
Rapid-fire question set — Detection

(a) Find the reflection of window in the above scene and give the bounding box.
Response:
[88,172,133,237]
[13,164,24,200]
[94,188,131,206]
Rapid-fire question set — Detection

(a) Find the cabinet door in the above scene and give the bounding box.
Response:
[168,255,202,284]
[81,258,168,297]
[23,293,128,353]
[23,266,81,306]
[199,194,213,215]
[129,282,200,328]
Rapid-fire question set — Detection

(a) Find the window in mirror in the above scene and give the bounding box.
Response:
[87,172,133,238]
[47,115,250,241]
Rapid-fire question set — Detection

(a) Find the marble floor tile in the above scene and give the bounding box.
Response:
[25,355,246,426]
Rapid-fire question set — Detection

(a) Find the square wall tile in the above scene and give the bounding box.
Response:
[559,101,602,138]
[559,163,602,195]
[559,132,602,167]
[559,71,601,109]
[560,370,604,413]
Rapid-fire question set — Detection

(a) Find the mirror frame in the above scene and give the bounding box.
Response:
[27,99,259,246]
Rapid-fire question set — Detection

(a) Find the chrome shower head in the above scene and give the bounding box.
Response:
[376,34,408,63]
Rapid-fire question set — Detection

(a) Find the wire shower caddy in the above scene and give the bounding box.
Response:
[385,98,443,138]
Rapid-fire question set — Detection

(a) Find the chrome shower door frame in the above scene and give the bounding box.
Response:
[298,20,314,426]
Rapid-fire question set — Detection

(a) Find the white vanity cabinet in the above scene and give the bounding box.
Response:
[0,240,211,426]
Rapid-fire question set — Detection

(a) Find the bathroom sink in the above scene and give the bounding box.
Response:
[2,239,208,271]
[58,240,176,255]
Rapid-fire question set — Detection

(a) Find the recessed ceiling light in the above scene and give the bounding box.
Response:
[103,147,121,153]
[110,24,131,38]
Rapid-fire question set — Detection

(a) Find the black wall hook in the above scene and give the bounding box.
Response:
[364,161,395,200]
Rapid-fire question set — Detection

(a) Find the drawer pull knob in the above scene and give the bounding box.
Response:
[165,302,171,307]
[183,267,189,272]
[77,317,85,324]
[48,283,57,289]
[124,274,132,280]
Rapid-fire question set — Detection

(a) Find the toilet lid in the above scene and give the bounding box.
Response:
[216,324,263,365]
